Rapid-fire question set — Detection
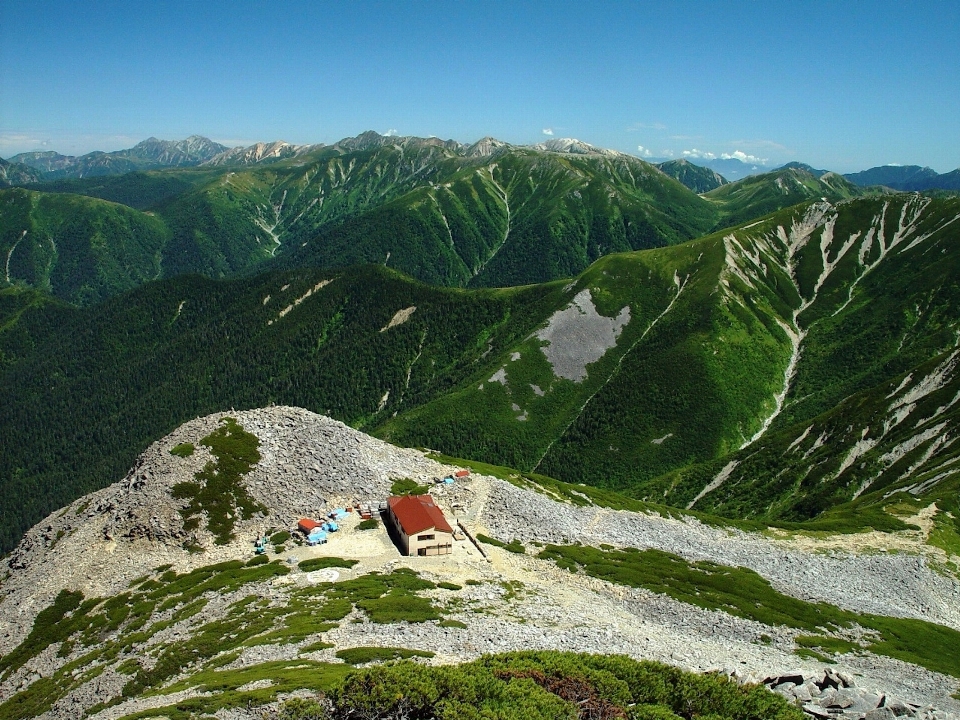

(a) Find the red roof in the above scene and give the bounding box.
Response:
[454,469,470,478]
[298,518,322,533]
[388,495,453,535]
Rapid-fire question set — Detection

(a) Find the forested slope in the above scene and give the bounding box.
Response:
[3,194,959,552]
[0,267,560,551]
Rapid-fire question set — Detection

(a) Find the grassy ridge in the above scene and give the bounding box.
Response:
[704,167,868,230]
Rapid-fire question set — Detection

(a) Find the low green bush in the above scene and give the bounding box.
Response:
[476,534,525,554]
[324,651,804,719]
[390,478,431,496]
[335,646,435,665]
[357,518,379,530]
[298,557,359,572]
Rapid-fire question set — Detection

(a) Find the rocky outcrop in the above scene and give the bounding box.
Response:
[762,668,954,720]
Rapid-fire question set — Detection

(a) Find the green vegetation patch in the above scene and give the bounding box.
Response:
[357,518,379,530]
[298,557,359,572]
[390,477,431,496]
[123,660,351,720]
[169,442,195,458]
[171,418,266,544]
[540,543,960,678]
[476,533,526,554]
[336,646,435,665]
[438,619,468,629]
[328,568,440,624]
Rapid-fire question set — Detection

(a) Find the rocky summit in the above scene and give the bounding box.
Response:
[1,407,958,719]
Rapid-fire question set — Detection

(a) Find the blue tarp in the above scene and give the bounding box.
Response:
[324,521,339,532]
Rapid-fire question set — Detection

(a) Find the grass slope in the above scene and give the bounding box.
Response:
[704,167,868,230]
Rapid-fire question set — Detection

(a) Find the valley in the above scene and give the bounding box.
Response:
[2,132,960,719]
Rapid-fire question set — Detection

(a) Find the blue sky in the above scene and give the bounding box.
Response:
[2,0,958,172]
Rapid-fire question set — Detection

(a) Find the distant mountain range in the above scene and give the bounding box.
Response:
[0,157,41,187]
[4,133,959,192]
[2,132,721,304]
[7,136,229,180]
[843,164,960,191]
[3,131,892,307]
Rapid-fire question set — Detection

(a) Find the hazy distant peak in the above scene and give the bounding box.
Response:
[776,161,830,178]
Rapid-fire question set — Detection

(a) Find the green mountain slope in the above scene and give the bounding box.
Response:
[379,195,960,525]
[0,188,169,305]
[2,136,721,299]
[28,168,223,210]
[656,159,728,192]
[704,166,869,230]
[0,266,562,551]
[665,195,960,524]
[4,194,959,551]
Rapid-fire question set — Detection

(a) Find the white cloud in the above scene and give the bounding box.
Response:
[682,148,716,160]
[720,150,767,164]
[384,128,399,137]
[542,128,554,136]
[627,122,667,132]
[636,145,652,157]
[661,149,675,157]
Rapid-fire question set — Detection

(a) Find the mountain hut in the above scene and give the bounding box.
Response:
[386,494,453,556]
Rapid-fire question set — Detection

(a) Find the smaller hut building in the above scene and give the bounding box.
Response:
[386,494,453,556]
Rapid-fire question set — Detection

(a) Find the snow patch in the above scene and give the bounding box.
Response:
[786,426,813,453]
[489,368,508,385]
